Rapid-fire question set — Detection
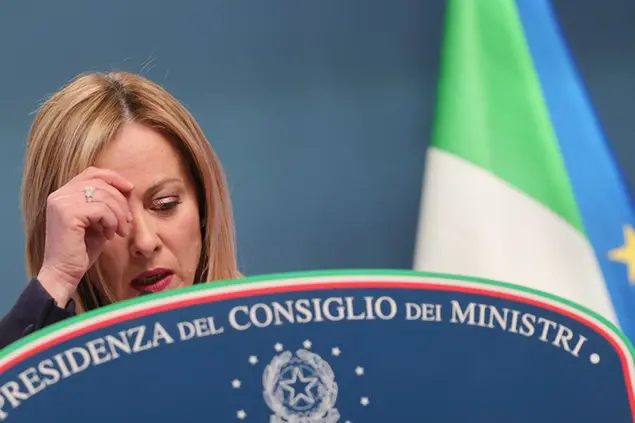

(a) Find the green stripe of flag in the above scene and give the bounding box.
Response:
[431,0,584,233]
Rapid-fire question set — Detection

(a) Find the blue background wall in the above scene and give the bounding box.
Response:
[0,0,633,314]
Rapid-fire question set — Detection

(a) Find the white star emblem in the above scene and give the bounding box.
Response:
[303,339,312,349]
[360,397,370,406]
[237,409,247,419]
[355,366,364,376]
[231,379,241,389]
[274,343,284,352]
[278,366,319,407]
[248,355,258,365]
[331,347,341,356]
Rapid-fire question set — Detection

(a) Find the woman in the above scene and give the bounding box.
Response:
[0,71,240,349]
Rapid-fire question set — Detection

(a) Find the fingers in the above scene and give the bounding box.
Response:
[74,166,135,194]
[48,178,134,240]
[71,167,134,237]
[88,180,133,225]
[46,167,136,241]
[48,186,128,238]
[82,201,119,240]
[80,182,132,237]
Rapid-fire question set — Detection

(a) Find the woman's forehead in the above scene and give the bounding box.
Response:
[97,123,186,168]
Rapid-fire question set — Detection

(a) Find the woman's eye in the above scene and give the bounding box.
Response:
[152,196,181,212]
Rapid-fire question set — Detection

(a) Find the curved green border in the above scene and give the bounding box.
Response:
[1,269,634,363]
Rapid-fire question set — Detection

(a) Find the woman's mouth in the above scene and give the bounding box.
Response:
[131,269,174,293]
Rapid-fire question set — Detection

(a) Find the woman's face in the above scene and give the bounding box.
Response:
[91,122,202,300]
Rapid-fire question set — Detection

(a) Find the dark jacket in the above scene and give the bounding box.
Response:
[0,278,76,350]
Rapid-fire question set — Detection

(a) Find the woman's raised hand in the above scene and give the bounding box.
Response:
[37,167,134,307]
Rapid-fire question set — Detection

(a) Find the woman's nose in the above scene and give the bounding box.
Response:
[128,213,161,258]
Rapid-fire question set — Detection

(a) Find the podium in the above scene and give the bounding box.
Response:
[0,270,632,422]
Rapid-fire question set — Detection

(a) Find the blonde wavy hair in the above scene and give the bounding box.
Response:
[21,71,241,312]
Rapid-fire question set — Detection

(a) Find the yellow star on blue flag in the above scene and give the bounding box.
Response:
[608,225,635,283]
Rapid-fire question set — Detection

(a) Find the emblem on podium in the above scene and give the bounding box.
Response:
[263,346,340,423]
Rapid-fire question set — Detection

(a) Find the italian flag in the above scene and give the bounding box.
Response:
[413,0,628,328]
